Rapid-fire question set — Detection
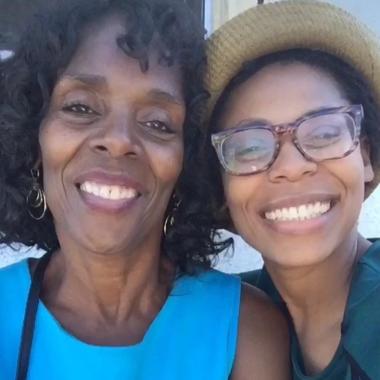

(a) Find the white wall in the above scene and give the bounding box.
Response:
[0,49,13,60]
[328,0,380,38]
[207,0,380,36]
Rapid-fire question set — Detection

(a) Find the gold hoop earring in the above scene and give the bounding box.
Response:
[163,214,174,236]
[163,195,181,236]
[27,169,47,221]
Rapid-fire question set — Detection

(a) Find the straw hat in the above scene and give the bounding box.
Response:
[205,0,380,196]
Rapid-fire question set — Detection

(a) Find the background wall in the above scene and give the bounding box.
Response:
[0,0,204,58]
[206,0,380,37]
[0,0,46,50]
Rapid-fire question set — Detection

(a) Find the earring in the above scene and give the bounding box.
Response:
[163,194,181,236]
[27,168,47,221]
[163,214,174,236]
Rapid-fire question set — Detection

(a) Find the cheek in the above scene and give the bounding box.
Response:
[147,140,184,186]
[222,174,265,246]
[39,122,82,172]
[222,174,258,212]
[39,122,85,206]
[327,150,367,198]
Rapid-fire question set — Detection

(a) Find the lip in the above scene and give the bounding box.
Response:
[263,207,335,235]
[74,169,144,214]
[260,193,339,215]
[259,192,340,236]
[74,169,144,192]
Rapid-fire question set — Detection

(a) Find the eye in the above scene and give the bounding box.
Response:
[140,120,174,134]
[234,143,271,162]
[302,125,343,149]
[223,128,275,164]
[62,102,99,116]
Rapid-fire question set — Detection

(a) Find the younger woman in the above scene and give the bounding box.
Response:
[205,1,380,379]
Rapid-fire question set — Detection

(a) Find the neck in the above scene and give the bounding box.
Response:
[41,237,174,329]
[265,232,371,374]
[267,233,369,312]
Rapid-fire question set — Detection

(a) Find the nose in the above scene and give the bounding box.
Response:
[268,140,317,182]
[89,115,142,158]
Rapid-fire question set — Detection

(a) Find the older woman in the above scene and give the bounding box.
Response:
[0,0,289,379]
[204,1,380,379]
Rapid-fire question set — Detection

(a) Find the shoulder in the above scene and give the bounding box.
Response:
[178,269,241,295]
[0,259,30,287]
[239,269,262,286]
[175,269,241,317]
[350,239,380,308]
[199,268,241,288]
[239,283,287,329]
[0,259,31,305]
[169,270,242,375]
[232,283,291,380]
[0,259,30,332]
[341,240,380,379]
[360,239,380,270]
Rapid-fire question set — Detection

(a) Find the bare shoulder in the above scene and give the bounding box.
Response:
[231,283,291,380]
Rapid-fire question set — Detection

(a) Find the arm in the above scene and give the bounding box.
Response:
[231,283,291,380]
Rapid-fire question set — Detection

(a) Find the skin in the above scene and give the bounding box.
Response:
[219,63,374,375]
[231,285,291,380]
[36,13,290,379]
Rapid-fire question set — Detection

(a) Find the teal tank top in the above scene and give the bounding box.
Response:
[242,240,380,380]
[0,259,241,380]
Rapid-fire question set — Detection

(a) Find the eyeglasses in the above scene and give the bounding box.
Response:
[211,105,363,176]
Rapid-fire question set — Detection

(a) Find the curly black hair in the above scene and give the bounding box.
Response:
[0,0,231,274]
[205,48,380,229]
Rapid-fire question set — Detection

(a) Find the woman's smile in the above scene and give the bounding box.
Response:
[75,170,143,214]
[260,192,339,235]
[264,201,331,222]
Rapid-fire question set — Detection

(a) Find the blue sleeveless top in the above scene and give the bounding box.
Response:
[0,259,241,380]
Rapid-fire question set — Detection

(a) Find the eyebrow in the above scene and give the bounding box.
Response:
[57,75,184,106]
[146,89,184,106]
[301,106,341,118]
[236,106,344,127]
[59,74,108,89]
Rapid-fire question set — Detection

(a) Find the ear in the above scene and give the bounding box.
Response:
[361,138,374,183]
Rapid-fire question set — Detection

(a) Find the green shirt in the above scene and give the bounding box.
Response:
[242,240,380,380]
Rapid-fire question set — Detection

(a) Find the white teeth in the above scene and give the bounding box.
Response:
[264,201,331,222]
[79,182,138,200]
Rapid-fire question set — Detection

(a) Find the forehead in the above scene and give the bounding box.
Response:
[60,14,183,98]
[221,62,348,127]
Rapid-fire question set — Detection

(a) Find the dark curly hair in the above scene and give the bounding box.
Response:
[205,48,380,229]
[0,0,231,274]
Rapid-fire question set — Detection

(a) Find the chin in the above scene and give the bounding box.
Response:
[267,254,326,269]
[81,239,125,255]
[66,227,134,255]
[262,244,335,269]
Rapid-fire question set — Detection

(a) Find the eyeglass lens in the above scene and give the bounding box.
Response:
[221,113,357,174]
